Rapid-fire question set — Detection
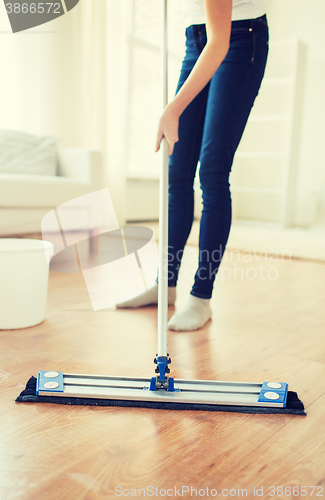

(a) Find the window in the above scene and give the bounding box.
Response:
[126,0,184,178]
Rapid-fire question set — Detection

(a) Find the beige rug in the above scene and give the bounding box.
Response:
[132,220,325,262]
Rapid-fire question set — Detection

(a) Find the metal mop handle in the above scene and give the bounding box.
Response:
[157,0,169,359]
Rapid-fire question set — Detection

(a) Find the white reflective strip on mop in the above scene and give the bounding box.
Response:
[62,375,262,394]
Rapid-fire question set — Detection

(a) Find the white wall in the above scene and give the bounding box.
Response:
[265,0,325,224]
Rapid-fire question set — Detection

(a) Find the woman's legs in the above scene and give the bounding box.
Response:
[169,17,269,329]
[193,37,269,297]
[117,18,269,330]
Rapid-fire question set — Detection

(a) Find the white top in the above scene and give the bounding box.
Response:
[182,0,266,27]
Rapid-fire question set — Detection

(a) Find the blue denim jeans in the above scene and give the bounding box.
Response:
[167,15,269,298]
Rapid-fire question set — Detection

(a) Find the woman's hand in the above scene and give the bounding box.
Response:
[155,103,180,156]
[155,0,231,157]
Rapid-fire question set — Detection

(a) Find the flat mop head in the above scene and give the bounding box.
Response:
[16,372,306,415]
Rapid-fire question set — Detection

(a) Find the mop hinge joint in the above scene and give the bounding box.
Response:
[154,354,171,379]
[150,355,175,391]
[149,375,175,392]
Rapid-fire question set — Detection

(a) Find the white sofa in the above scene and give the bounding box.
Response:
[0,148,104,236]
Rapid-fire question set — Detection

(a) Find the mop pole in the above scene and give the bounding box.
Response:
[155,0,171,387]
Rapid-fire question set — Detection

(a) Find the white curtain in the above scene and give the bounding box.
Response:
[105,0,131,223]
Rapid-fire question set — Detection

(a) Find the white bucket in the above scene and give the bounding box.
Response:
[0,239,54,329]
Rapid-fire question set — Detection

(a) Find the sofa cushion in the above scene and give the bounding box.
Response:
[0,129,59,176]
[0,173,94,207]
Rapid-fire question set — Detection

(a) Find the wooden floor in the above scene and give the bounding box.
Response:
[1,245,325,500]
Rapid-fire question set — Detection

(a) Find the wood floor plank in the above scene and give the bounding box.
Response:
[206,395,325,496]
[1,245,324,499]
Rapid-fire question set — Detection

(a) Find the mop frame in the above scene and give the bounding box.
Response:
[36,372,289,408]
[36,0,289,409]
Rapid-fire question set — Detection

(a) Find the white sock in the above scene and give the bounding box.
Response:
[116,283,176,308]
[168,295,212,331]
